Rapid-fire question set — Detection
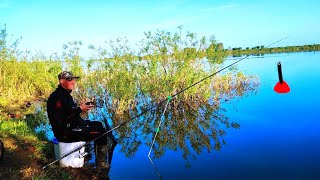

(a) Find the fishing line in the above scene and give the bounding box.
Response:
[42,37,288,169]
[148,96,172,179]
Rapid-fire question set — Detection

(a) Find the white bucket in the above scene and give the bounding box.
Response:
[58,141,86,168]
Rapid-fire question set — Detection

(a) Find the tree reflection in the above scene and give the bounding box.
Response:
[88,72,259,164]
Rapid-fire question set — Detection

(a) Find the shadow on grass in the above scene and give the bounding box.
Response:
[0,133,104,180]
[0,133,44,179]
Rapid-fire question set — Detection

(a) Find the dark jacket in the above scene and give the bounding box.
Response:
[47,85,84,142]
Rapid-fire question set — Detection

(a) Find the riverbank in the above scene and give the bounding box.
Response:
[0,117,98,179]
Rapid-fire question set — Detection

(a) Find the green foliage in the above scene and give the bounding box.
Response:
[0,119,33,136]
[0,59,62,112]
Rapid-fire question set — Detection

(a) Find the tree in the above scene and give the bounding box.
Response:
[216,43,224,51]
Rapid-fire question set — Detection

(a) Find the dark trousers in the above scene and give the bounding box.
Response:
[56,121,117,166]
[80,121,116,146]
[58,121,115,145]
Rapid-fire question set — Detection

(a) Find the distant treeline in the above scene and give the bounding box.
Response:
[223,43,320,56]
[137,42,320,61]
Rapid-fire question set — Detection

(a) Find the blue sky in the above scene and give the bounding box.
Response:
[1,0,319,59]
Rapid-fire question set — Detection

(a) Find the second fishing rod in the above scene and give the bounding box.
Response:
[42,37,288,169]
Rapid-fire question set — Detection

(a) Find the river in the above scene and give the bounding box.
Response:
[108,52,320,180]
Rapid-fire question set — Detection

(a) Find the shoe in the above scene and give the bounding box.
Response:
[97,161,110,170]
[96,167,110,180]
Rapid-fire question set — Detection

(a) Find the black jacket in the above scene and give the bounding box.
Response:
[47,85,84,142]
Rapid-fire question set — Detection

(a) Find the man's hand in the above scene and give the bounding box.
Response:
[85,102,94,105]
[80,103,94,113]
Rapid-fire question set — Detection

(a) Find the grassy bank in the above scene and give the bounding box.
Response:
[0,116,103,179]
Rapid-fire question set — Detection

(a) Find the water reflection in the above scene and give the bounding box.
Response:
[85,74,259,164]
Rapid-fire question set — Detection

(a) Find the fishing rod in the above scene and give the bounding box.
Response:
[42,37,288,169]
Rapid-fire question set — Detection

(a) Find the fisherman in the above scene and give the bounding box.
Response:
[47,71,117,177]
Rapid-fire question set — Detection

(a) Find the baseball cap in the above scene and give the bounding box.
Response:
[58,71,80,80]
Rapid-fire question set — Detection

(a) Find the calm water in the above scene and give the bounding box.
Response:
[108,52,320,180]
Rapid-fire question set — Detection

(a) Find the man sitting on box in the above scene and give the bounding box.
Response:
[47,71,117,177]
